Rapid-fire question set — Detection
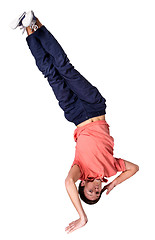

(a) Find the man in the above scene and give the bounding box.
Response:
[10,11,139,233]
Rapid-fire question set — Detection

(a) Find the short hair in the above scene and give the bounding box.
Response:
[78,181,105,205]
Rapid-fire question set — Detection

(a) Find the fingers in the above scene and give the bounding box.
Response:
[104,182,115,195]
[106,190,110,195]
[103,185,110,195]
[106,185,115,195]
[67,226,77,234]
[106,187,112,195]
[66,222,75,230]
[65,218,85,234]
[65,221,76,234]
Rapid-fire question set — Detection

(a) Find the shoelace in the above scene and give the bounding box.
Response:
[20,20,38,34]
[30,22,38,31]
[20,25,26,34]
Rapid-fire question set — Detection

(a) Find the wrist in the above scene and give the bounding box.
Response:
[81,215,88,225]
[80,212,87,222]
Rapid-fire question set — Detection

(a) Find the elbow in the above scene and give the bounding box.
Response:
[135,165,139,172]
[133,164,139,174]
[65,178,69,188]
[135,164,139,172]
[65,177,73,189]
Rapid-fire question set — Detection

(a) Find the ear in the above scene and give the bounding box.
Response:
[81,181,86,187]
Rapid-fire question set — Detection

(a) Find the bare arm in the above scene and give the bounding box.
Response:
[104,160,139,194]
[65,165,88,233]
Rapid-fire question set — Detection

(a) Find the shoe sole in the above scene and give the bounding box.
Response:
[10,12,26,29]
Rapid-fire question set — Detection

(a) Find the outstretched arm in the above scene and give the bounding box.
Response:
[65,165,88,234]
[104,160,139,195]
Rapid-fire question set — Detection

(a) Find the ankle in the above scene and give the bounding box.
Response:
[26,18,42,36]
[26,26,33,35]
[36,18,42,28]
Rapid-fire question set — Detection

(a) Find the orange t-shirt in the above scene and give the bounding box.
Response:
[72,120,126,182]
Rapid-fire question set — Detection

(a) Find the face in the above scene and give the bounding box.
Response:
[82,179,102,201]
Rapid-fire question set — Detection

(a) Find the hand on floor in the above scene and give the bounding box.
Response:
[65,216,88,234]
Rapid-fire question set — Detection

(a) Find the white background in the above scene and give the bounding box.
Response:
[0,0,155,239]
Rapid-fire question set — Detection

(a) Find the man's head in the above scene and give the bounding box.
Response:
[78,179,105,205]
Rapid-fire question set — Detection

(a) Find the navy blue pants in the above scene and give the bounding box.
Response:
[26,26,106,126]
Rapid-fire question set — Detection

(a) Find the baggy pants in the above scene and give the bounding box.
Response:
[26,26,106,126]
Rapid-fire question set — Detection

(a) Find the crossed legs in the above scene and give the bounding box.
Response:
[26,19,106,125]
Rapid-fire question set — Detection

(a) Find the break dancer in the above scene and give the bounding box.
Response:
[10,11,139,234]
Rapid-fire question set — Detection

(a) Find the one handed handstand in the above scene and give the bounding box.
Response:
[10,11,139,234]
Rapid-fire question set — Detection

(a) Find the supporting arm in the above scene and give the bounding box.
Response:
[65,165,88,233]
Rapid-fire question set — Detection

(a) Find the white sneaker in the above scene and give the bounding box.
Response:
[22,10,38,31]
[9,12,26,29]
[22,11,37,27]
[10,10,38,34]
